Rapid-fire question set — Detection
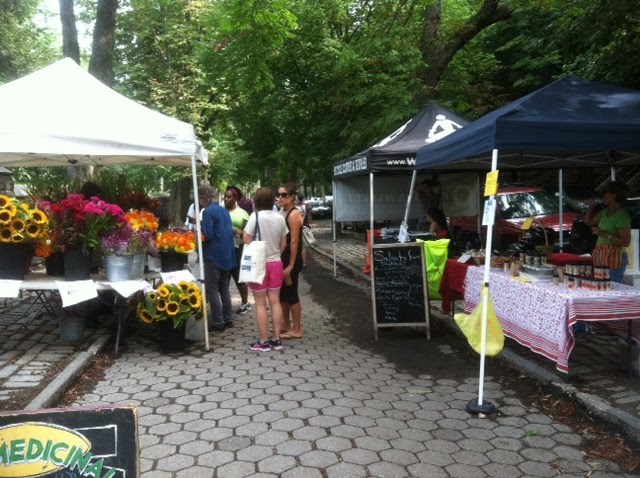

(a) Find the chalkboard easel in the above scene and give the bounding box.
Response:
[371,242,430,340]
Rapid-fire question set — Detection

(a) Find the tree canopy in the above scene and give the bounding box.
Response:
[3,0,640,193]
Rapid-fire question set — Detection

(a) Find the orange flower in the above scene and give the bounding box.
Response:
[125,210,159,232]
[155,230,196,254]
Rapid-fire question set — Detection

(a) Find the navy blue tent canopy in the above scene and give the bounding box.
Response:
[415,77,640,171]
[333,103,468,178]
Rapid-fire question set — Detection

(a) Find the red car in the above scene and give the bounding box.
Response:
[449,186,579,251]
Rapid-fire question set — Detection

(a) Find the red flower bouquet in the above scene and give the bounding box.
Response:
[40,194,126,253]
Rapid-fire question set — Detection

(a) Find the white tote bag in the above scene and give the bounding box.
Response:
[239,213,267,284]
[302,225,316,245]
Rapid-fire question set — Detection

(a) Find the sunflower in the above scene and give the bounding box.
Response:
[178,281,190,291]
[187,283,199,294]
[0,228,11,242]
[0,195,9,208]
[165,301,180,316]
[0,210,11,224]
[138,305,154,324]
[26,223,41,238]
[11,233,25,243]
[188,293,202,308]
[30,210,48,225]
[147,291,158,302]
[157,285,170,297]
[156,299,167,311]
[10,218,25,233]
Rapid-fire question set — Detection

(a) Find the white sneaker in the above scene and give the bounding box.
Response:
[237,302,252,315]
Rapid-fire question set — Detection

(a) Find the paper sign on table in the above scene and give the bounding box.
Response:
[458,254,471,263]
[0,280,21,298]
[56,280,98,307]
[398,221,409,243]
[484,171,499,196]
[160,270,196,285]
[109,280,149,298]
[482,199,496,226]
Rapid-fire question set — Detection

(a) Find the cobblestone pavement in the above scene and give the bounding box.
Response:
[311,221,640,422]
[68,268,634,477]
[0,294,109,407]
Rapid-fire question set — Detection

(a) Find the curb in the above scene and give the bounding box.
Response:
[314,241,640,446]
[25,334,111,411]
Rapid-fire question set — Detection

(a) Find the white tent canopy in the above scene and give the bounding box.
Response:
[0,58,207,167]
[0,58,211,349]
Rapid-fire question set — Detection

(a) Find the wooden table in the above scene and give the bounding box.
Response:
[464,266,640,373]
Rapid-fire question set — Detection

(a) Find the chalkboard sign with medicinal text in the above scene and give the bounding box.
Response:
[0,405,139,478]
[371,243,430,339]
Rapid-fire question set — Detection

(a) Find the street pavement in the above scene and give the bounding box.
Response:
[0,220,638,477]
[65,275,632,477]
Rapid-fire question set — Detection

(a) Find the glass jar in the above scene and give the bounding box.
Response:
[567,277,575,290]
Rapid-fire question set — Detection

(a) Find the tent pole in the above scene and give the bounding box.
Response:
[191,155,210,351]
[467,149,498,416]
[559,169,563,252]
[476,173,482,236]
[370,172,378,340]
[403,170,418,227]
[332,180,337,278]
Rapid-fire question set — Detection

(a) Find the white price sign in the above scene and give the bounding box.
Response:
[160,270,196,285]
[482,199,496,226]
[56,280,98,307]
[0,280,21,298]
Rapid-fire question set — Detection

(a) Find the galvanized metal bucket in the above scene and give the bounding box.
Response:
[104,254,135,282]
[132,253,146,280]
[59,315,85,343]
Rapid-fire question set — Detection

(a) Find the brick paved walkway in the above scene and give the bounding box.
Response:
[70,276,631,477]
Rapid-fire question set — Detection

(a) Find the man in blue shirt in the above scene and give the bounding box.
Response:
[199,184,237,331]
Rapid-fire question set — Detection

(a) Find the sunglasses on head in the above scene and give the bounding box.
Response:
[278,193,290,198]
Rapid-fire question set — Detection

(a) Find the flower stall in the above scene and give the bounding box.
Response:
[0,58,211,352]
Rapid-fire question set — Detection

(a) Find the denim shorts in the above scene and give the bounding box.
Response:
[249,260,284,292]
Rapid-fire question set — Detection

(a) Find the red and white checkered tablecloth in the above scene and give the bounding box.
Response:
[463,267,640,373]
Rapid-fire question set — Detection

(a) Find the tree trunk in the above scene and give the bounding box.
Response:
[167,177,193,228]
[59,0,80,63]
[88,0,118,87]
[419,0,512,105]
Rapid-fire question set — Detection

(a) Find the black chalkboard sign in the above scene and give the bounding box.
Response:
[371,243,430,339]
[0,405,139,478]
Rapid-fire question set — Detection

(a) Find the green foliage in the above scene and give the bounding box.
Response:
[0,0,58,84]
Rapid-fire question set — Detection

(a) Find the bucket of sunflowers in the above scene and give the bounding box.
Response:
[138,281,204,353]
[0,194,49,280]
[155,230,196,272]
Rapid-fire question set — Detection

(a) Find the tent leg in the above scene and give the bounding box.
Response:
[191,155,210,351]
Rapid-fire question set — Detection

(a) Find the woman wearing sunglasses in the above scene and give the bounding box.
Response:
[278,183,304,339]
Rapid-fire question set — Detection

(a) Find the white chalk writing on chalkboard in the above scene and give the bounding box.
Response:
[373,245,425,324]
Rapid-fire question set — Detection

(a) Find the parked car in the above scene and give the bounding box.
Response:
[308,200,332,219]
[449,186,579,252]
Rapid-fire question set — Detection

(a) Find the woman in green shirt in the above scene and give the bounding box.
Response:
[225,186,251,314]
[585,181,631,283]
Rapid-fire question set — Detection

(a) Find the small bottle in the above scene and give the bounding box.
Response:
[553,272,559,287]
[567,277,575,290]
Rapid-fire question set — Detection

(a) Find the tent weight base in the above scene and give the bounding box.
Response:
[466,399,496,415]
